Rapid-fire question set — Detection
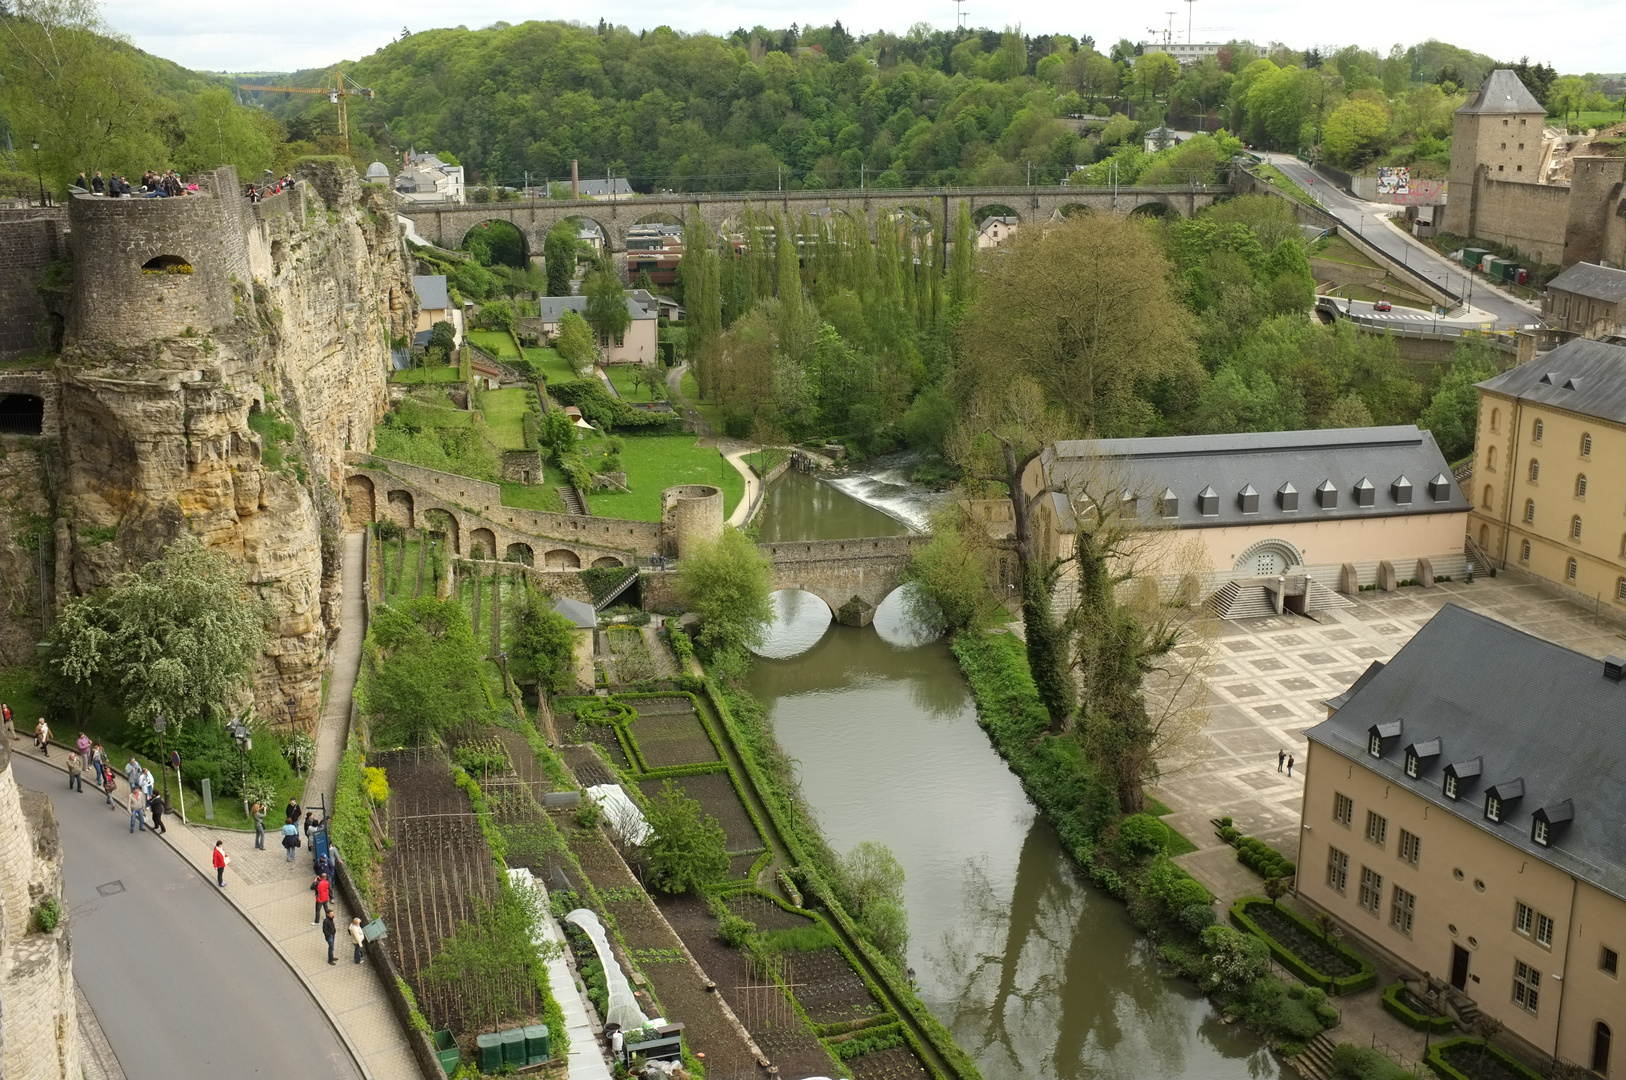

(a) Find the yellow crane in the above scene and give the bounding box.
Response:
[239,69,375,153]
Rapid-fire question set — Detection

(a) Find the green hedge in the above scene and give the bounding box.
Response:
[331,743,378,901]
[1380,981,1455,1033]
[1237,836,1296,880]
[1229,899,1376,995]
[1425,1037,1545,1080]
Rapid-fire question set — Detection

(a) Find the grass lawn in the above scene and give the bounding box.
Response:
[678,371,727,433]
[604,364,664,402]
[1569,110,1626,130]
[1146,796,1200,857]
[500,478,567,514]
[467,330,520,360]
[585,433,743,521]
[1309,233,1378,268]
[1253,163,1320,207]
[481,387,532,450]
[391,365,463,385]
[524,346,582,386]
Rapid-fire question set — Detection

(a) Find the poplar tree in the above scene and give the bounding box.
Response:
[947,203,975,310]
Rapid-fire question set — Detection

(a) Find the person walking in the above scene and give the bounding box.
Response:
[34,717,50,756]
[1286,754,1295,777]
[322,908,337,965]
[312,873,330,925]
[303,811,318,845]
[1,702,12,741]
[139,767,154,802]
[75,732,91,761]
[66,750,84,793]
[213,841,228,887]
[348,917,366,964]
[1277,749,1286,773]
[148,792,166,835]
[102,762,117,810]
[281,821,300,861]
[251,802,266,850]
[124,757,141,795]
[128,785,146,833]
[285,798,301,827]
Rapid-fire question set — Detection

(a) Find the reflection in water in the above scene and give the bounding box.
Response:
[756,468,910,543]
[753,590,833,659]
[872,584,940,649]
[748,625,1293,1080]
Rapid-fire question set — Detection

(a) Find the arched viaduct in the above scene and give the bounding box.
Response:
[401,184,1230,257]
[761,537,932,624]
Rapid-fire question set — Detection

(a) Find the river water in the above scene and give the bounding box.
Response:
[748,464,1291,1080]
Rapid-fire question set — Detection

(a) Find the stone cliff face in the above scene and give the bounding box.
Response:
[52,162,414,728]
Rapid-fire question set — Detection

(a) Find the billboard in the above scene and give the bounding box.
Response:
[1377,167,1410,195]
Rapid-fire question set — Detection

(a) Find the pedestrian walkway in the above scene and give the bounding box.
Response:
[723,447,760,527]
[306,531,366,814]
[510,868,612,1080]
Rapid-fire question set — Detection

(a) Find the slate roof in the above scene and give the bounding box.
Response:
[1476,337,1626,424]
[552,596,597,630]
[576,177,634,197]
[1307,604,1626,901]
[412,275,450,311]
[1546,262,1626,304]
[1044,425,1467,529]
[534,295,656,323]
[1456,69,1545,115]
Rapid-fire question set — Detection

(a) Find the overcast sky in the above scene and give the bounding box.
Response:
[102,0,1623,77]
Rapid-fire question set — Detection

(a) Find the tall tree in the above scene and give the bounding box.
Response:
[583,269,631,347]
[676,526,772,658]
[173,86,276,179]
[543,221,579,296]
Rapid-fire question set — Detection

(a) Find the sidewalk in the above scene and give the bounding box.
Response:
[723,447,760,527]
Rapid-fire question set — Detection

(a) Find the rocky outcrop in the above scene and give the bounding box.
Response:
[50,162,415,729]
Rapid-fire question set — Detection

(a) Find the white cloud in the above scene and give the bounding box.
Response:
[101,0,1624,75]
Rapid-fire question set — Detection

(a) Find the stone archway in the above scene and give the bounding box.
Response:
[505,543,535,566]
[423,507,460,554]
[544,548,582,569]
[470,527,497,560]
[345,475,376,522]
[1234,538,1303,575]
[590,556,625,568]
[385,489,415,529]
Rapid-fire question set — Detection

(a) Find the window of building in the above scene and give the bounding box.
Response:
[1504,118,1509,126]
[1572,515,1583,540]
[1519,142,1525,150]
[1487,793,1503,822]
[1517,165,1523,172]
[1481,484,1492,509]
[1368,731,1383,757]
[1498,165,1505,172]
[1530,459,1540,481]
[1399,829,1421,865]
[1568,558,1579,581]
[1524,499,1535,523]
[1405,753,1419,778]
[1537,913,1555,948]
[1366,811,1388,847]
[1534,419,1544,442]
[1521,118,1528,125]
[1334,793,1354,826]
[1487,445,1498,470]
[1327,847,1349,893]
[1516,902,1534,935]
[1445,773,1459,799]
[1582,433,1593,457]
[1594,1022,1612,1076]
[1391,886,1416,935]
[1501,142,1507,149]
[1617,577,1626,602]
[1491,408,1500,433]
[1577,475,1588,498]
[1514,961,1541,1014]
[1360,867,1383,913]
[1534,817,1550,845]
[1602,946,1619,977]
[1521,540,1532,562]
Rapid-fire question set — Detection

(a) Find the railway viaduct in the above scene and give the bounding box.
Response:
[399,183,1230,257]
[346,460,927,618]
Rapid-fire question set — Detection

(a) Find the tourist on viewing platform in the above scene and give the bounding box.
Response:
[285,797,301,826]
[312,873,330,925]
[349,917,365,964]
[91,171,105,195]
[213,840,228,887]
[281,821,300,861]
[251,801,266,849]
[76,731,90,760]
[74,173,88,192]
[322,907,337,965]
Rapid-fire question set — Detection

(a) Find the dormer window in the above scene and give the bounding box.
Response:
[1318,480,1338,509]
[1405,753,1418,777]
[1531,801,1573,847]
[1355,477,1376,507]
[1444,773,1459,799]
[1444,756,1481,800]
[1485,778,1524,824]
[1198,486,1219,516]
[1392,476,1412,505]
[1160,488,1178,518]
[1369,732,1382,757]
[1367,720,1401,759]
[1428,473,1452,502]
[1533,818,1549,845]
[1403,739,1440,779]
[1278,482,1298,511]
[1486,793,1502,822]
[1238,484,1259,514]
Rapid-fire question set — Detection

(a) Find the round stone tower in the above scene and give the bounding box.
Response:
[661,484,723,559]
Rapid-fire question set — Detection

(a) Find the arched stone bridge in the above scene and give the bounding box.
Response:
[760,537,932,625]
[401,183,1230,256]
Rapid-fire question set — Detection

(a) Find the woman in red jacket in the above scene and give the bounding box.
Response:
[212,841,228,887]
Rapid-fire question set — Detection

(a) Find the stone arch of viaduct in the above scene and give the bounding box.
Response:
[403,184,1229,256]
[762,537,932,621]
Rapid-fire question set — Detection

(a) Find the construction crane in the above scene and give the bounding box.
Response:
[238,69,375,153]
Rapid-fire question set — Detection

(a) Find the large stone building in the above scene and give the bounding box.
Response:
[1468,337,1626,610]
[1543,262,1626,339]
[1020,426,1471,616]
[1300,604,1625,1074]
[1443,70,1626,268]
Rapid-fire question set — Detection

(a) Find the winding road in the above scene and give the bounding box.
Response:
[15,752,361,1080]
[1266,153,1541,329]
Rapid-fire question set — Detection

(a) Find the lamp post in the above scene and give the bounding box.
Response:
[227,715,252,815]
[30,139,46,208]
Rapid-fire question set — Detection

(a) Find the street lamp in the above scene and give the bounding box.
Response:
[226,715,252,814]
[29,139,46,208]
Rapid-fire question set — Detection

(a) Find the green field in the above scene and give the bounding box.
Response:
[468,330,520,360]
[1252,163,1320,207]
[499,478,567,514]
[604,364,663,402]
[1568,110,1626,130]
[678,370,726,432]
[584,433,743,521]
[481,388,532,449]
[1309,233,1378,268]
[391,365,463,385]
[524,346,581,385]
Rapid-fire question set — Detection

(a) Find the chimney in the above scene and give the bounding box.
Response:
[1605,656,1625,682]
[571,159,579,201]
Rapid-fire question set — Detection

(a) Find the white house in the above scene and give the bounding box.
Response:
[394,151,465,205]
[977,216,1020,249]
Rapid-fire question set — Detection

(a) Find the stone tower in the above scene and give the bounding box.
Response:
[1444,70,1548,239]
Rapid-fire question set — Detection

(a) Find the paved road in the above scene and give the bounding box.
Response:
[1266,154,1540,329]
[14,753,360,1080]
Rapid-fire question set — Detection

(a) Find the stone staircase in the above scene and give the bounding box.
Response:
[1307,579,1354,610]
[1290,1032,1339,1080]
[559,486,588,515]
[1207,581,1279,620]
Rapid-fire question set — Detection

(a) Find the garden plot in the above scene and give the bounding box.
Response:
[636,771,760,853]
[727,893,814,932]
[625,698,719,769]
[562,745,618,788]
[376,750,538,1032]
[791,947,885,1027]
[605,627,658,683]
[849,1046,934,1080]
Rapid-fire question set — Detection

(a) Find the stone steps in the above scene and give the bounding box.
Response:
[559,486,587,515]
[1290,1032,1339,1080]
[1207,581,1280,620]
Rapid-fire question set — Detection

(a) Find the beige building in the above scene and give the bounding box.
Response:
[1469,338,1626,609]
[1023,427,1471,616]
[532,293,658,365]
[411,274,463,344]
[976,216,1019,249]
[1301,605,1626,1074]
[1543,263,1626,339]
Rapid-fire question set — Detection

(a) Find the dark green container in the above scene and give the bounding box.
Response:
[476,1032,504,1072]
[431,1030,459,1077]
[501,1028,526,1067]
[524,1025,551,1065]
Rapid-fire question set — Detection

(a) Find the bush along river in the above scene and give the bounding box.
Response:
[747,462,1299,1080]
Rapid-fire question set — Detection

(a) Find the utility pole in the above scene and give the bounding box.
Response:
[954,0,968,29]
[861,164,865,191]
[1185,0,1197,43]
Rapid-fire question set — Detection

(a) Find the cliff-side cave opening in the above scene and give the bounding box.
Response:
[0,394,45,435]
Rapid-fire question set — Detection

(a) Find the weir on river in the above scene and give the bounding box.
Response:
[748,458,1295,1080]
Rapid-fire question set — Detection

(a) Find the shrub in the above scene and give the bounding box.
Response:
[644,780,729,893]
[1239,976,1335,1046]
[1199,925,1271,993]
[1381,981,1455,1032]
[31,898,61,933]
[1178,902,1218,935]
[1237,835,1295,879]
[1116,813,1170,859]
[1142,853,1213,915]
[1330,1042,1413,1080]
[363,766,391,805]
[1219,825,1239,843]
[717,913,755,948]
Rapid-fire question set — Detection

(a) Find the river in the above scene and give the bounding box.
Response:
[747,462,1292,1080]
